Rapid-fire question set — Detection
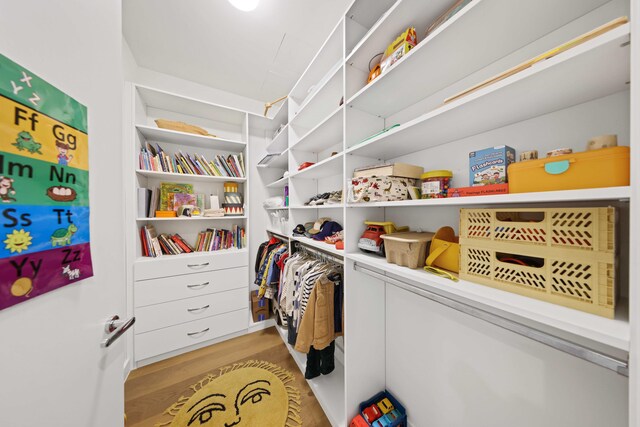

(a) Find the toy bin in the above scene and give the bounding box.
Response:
[381,232,435,269]
[357,390,407,427]
[507,146,629,193]
[459,207,616,318]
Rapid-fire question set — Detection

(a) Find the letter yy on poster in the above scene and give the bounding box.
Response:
[0,54,93,311]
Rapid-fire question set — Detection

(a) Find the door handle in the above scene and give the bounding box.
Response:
[101,315,136,348]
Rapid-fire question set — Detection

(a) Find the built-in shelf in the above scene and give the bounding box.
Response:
[266,229,289,240]
[291,236,344,257]
[346,187,631,208]
[264,206,289,210]
[136,84,247,125]
[265,176,289,188]
[290,204,344,210]
[346,25,630,158]
[289,152,344,180]
[136,170,246,183]
[266,125,289,154]
[347,252,629,352]
[257,149,288,170]
[290,64,344,130]
[291,106,343,153]
[135,248,248,264]
[346,0,613,118]
[136,125,246,152]
[275,325,346,427]
[136,216,247,221]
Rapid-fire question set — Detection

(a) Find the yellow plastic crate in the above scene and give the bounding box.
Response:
[459,207,616,318]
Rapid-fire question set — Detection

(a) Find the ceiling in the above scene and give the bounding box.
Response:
[123,0,351,103]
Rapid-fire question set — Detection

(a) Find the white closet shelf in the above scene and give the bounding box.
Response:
[136,85,246,126]
[264,206,289,211]
[290,64,344,130]
[257,150,288,170]
[275,325,346,427]
[136,248,248,264]
[346,252,630,352]
[290,205,344,210]
[291,236,344,257]
[136,170,246,183]
[346,25,630,159]
[136,216,247,221]
[290,19,344,102]
[265,176,289,188]
[266,229,290,239]
[346,0,612,118]
[289,152,344,180]
[136,125,246,152]
[291,105,343,153]
[266,125,289,154]
[346,187,631,208]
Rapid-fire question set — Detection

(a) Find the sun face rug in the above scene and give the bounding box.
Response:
[156,360,302,427]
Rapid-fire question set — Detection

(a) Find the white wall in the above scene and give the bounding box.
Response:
[0,1,125,426]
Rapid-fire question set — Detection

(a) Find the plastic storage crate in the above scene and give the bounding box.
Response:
[459,207,616,318]
[357,390,407,427]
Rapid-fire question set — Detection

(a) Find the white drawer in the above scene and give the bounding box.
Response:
[135,288,248,333]
[134,267,248,307]
[134,250,248,281]
[135,308,248,361]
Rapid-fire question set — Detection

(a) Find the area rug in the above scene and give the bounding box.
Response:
[156,360,302,427]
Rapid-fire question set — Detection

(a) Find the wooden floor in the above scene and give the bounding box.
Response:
[125,327,331,427]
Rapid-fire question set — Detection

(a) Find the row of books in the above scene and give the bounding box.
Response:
[140,225,245,257]
[195,225,246,252]
[139,142,245,178]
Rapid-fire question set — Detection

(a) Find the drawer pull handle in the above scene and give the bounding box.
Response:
[187,281,210,289]
[187,262,210,269]
[187,328,210,337]
[187,305,210,313]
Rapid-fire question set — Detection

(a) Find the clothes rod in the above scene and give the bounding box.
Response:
[293,241,344,265]
[353,263,628,376]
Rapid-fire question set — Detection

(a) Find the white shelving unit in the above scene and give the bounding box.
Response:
[125,83,253,366]
[249,0,637,425]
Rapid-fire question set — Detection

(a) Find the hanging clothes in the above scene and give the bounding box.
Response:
[254,237,288,298]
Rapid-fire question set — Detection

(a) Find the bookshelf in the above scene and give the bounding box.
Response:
[125,83,251,365]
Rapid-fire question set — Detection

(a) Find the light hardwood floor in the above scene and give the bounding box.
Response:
[125,327,331,427]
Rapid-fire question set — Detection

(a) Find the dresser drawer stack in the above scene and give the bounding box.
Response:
[133,251,249,362]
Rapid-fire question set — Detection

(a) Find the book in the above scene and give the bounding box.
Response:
[172,193,197,211]
[160,182,193,211]
[137,188,151,218]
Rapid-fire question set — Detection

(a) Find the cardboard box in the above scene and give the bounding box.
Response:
[251,290,270,322]
[448,183,509,197]
[353,162,423,179]
[469,145,515,186]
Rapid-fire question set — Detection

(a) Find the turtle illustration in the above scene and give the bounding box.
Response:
[12,131,43,155]
[51,223,78,247]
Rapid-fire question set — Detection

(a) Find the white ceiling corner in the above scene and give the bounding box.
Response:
[123,0,351,103]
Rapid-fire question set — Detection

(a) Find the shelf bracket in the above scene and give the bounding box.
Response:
[353,263,629,376]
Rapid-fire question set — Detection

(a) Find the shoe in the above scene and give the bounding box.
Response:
[326,190,342,204]
[320,341,335,375]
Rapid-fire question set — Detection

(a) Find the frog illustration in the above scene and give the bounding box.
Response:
[12,131,42,155]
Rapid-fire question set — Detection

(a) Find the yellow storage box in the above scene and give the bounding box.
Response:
[459,207,616,318]
[507,146,629,193]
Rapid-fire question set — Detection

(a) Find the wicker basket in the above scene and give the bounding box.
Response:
[459,207,616,318]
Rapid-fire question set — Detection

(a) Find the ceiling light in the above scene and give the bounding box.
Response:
[228,0,260,11]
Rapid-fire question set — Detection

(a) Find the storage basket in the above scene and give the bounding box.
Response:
[349,176,418,203]
[459,207,616,318]
[357,390,407,427]
[381,232,434,269]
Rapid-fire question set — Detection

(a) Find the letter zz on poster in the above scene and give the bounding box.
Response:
[0,54,93,310]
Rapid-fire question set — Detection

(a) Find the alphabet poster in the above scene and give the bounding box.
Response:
[0,54,93,311]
